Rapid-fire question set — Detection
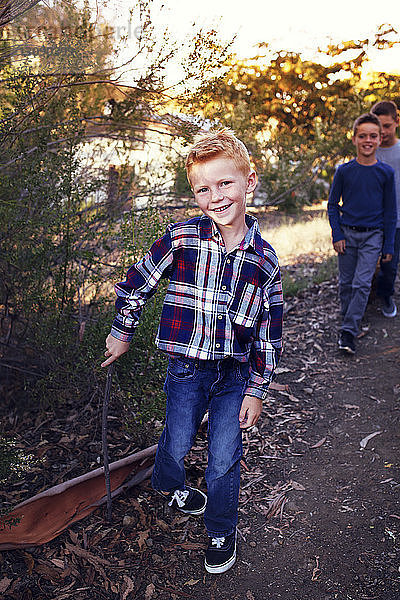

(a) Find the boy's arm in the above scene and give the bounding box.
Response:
[102,229,174,368]
[327,167,345,247]
[239,395,263,429]
[241,265,283,426]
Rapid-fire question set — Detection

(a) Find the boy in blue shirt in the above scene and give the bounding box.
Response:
[371,100,400,318]
[102,129,283,573]
[328,113,397,354]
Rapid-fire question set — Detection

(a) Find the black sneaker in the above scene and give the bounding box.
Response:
[382,296,397,318]
[165,487,207,515]
[338,331,355,354]
[205,530,237,574]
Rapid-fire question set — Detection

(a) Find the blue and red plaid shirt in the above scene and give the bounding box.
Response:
[111,214,283,400]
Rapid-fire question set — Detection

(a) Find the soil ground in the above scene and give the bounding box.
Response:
[1,272,399,600]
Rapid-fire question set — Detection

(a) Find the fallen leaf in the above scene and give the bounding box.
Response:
[176,541,205,550]
[311,555,321,581]
[0,578,12,593]
[137,529,149,550]
[290,480,306,491]
[360,431,382,449]
[23,552,35,575]
[35,562,65,583]
[344,404,359,410]
[130,498,148,527]
[50,559,65,568]
[64,542,112,566]
[310,437,327,449]
[184,579,200,586]
[121,575,136,600]
[269,382,289,392]
[156,518,170,531]
[145,583,155,600]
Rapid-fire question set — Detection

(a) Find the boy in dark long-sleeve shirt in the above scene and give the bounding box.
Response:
[328,112,397,354]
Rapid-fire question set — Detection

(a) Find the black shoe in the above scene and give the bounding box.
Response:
[338,331,355,354]
[382,296,397,318]
[164,487,207,515]
[205,530,237,574]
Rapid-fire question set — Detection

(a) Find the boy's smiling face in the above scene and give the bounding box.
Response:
[189,155,257,231]
[352,122,381,163]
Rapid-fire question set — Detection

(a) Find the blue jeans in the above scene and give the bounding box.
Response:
[377,227,400,300]
[338,227,383,336]
[151,356,249,537]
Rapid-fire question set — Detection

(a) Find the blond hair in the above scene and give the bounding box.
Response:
[185,128,252,180]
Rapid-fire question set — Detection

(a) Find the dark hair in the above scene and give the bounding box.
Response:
[353,112,382,136]
[371,100,398,121]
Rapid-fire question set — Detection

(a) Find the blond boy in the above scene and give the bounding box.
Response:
[102,129,283,573]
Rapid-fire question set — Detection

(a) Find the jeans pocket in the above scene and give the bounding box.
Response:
[167,356,198,381]
[235,361,250,383]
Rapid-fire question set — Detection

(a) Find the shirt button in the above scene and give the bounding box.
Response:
[221,285,227,291]
[215,343,221,348]
[218,315,223,320]
[226,259,231,264]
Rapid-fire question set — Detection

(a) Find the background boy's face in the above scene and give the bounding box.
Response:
[352,123,381,160]
[376,113,398,147]
[189,156,256,230]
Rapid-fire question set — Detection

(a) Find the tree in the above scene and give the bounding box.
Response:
[190,26,400,209]
[0,0,232,407]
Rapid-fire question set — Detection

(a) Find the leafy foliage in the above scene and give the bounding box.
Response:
[190,28,400,209]
[0,0,231,424]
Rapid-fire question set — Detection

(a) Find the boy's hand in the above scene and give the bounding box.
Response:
[101,334,130,367]
[382,253,393,263]
[333,239,346,254]
[239,395,262,429]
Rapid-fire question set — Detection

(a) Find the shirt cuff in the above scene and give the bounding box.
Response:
[245,380,269,401]
[110,322,135,343]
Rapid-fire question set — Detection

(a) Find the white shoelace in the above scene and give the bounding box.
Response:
[211,537,226,549]
[168,489,189,508]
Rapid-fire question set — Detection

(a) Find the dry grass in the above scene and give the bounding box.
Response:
[257,207,334,265]
[253,205,337,297]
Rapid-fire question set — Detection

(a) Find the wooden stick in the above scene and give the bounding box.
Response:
[102,363,114,522]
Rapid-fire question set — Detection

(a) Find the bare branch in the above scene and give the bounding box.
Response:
[0,0,41,28]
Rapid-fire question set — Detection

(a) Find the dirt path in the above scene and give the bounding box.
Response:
[1,278,399,600]
[169,280,400,600]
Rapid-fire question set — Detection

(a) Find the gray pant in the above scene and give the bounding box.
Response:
[338,226,383,336]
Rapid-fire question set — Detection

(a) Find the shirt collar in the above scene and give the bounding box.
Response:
[241,214,265,258]
[199,214,265,258]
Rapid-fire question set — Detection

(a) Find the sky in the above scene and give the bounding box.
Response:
[107,0,400,74]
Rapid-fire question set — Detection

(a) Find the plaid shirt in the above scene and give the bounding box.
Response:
[111,214,283,400]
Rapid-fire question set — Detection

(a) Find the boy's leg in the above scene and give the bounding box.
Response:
[204,359,248,537]
[151,356,209,493]
[337,230,357,321]
[377,227,400,300]
[341,229,383,336]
